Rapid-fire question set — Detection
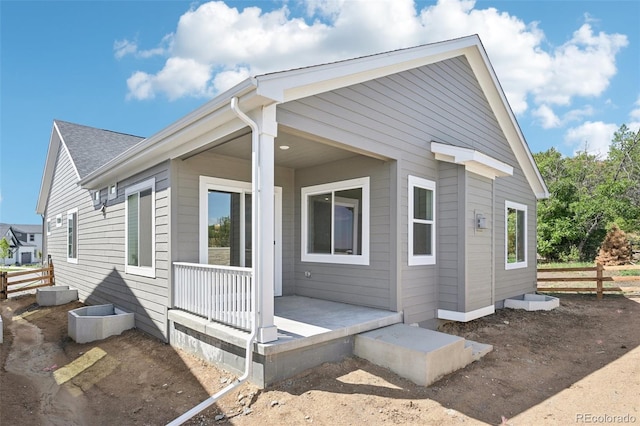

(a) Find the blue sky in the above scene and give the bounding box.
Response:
[1,0,639,226]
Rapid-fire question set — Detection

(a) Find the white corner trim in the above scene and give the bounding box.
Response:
[431,142,513,180]
[437,305,495,322]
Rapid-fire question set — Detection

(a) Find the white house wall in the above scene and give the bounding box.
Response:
[44,143,171,340]
[279,55,537,324]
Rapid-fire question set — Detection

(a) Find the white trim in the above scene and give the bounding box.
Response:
[505,200,528,270]
[301,177,370,265]
[46,218,52,236]
[408,175,436,266]
[66,208,78,264]
[431,142,513,180]
[125,178,156,278]
[437,305,495,322]
[108,183,118,200]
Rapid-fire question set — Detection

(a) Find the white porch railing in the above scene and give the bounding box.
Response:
[173,262,253,331]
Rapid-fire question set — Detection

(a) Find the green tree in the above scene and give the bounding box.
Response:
[0,237,10,265]
[535,125,640,261]
[208,216,231,247]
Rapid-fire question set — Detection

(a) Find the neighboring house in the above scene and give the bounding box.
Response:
[0,223,43,265]
[36,36,548,386]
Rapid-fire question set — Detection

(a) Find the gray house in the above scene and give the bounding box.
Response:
[0,223,43,265]
[36,36,548,386]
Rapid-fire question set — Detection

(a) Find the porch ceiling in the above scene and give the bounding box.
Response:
[208,127,360,169]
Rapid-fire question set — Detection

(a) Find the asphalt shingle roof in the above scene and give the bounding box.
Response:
[55,120,145,179]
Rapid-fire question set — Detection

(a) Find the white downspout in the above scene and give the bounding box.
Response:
[166,96,259,426]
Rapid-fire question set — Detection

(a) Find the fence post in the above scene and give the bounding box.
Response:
[49,259,55,286]
[0,271,6,300]
[596,263,603,300]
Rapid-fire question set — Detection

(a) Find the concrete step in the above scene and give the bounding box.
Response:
[354,324,492,386]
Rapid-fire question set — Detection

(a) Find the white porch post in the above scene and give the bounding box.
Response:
[253,104,278,343]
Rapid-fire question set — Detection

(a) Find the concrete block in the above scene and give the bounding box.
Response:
[37,286,78,306]
[68,304,134,344]
[355,324,475,386]
[504,293,559,311]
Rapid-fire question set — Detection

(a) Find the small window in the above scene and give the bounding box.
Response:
[108,183,118,200]
[67,208,78,263]
[125,178,155,278]
[408,176,436,266]
[29,234,35,242]
[47,218,52,236]
[505,201,527,269]
[301,177,370,265]
[93,190,101,205]
[56,214,62,227]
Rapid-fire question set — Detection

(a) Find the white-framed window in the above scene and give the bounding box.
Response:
[56,214,62,227]
[301,177,370,265]
[29,234,35,242]
[93,190,101,206]
[108,183,118,200]
[199,177,253,267]
[47,218,52,236]
[505,200,527,269]
[408,175,436,266]
[67,208,78,264]
[125,178,155,278]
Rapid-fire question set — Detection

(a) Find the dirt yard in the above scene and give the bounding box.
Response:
[2,292,639,426]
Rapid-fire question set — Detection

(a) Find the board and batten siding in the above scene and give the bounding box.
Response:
[174,151,296,295]
[44,143,171,340]
[279,54,537,323]
[294,155,393,310]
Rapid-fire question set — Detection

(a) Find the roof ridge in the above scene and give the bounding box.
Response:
[54,119,146,139]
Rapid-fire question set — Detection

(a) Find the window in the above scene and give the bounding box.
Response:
[47,218,52,236]
[67,208,78,263]
[93,190,101,205]
[56,214,62,227]
[108,183,118,200]
[301,177,370,265]
[408,176,436,265]
[125,178,155,277]
[199,177,253,267]
[505,201,527,269]
[29,234,35,242]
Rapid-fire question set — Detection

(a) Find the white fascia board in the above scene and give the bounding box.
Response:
[256,36,480,103]
[464,47,549,199]
[79,80,264,189]
[431,142,513,180]
[437,305,495,322]
[36,122,81,214]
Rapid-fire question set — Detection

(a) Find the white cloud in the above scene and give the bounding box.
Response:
[533,105,561,129]
[564,121,618,157]
[630,95,640,121]
[114,36,169,60]
[120,0,627,118]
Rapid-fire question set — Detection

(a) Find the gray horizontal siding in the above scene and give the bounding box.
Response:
[175,151,296,295]
[294,156,392,310]
[438,162,463,312]
[279,55,538,324]
[45,143,171,340]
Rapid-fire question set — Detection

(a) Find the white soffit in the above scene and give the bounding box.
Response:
[430,142,513,180]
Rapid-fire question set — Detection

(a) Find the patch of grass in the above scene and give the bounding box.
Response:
[619,269,640,276]
[538,261,594,269]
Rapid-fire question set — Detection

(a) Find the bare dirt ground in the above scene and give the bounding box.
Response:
[2,291,639,426]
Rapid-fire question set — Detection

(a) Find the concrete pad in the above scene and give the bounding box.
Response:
[36,286,78,306]
[355,324,477,386]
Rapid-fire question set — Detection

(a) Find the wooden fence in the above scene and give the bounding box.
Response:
[0,261,55,300]
[537,263,640,300]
